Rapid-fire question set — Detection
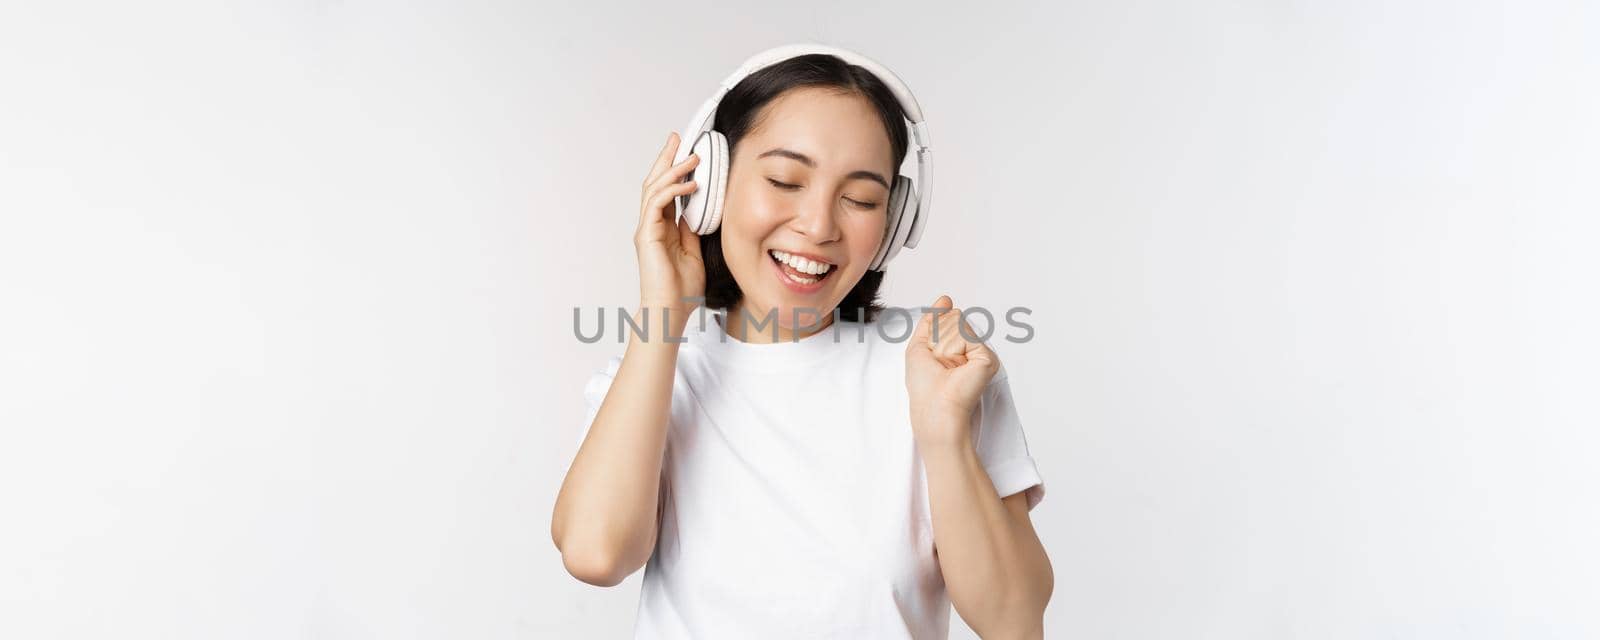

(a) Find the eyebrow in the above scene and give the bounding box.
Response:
[756,147,890,190]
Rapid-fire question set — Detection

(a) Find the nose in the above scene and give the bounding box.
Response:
[788,190,840,242]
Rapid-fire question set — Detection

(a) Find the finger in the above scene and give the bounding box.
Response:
[677,213,703,260]
[933,326,970,367]
[905,339,939,367]
[639,181,700,237]
[646,180,699,222]
[927,298,962,347]
[646,152,700,195]
[932,348,965,368]
[644,131,681,187]
[964,339,999,376]
[911,294,954,345]
[937,307,983,364]
[947,312,984,347]
[959,309,1000,371]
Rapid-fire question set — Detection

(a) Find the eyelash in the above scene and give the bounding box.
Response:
[766,178,879,210]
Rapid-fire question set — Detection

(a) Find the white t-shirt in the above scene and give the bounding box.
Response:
[575,308,1045,639]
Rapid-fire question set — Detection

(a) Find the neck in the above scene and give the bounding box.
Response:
[722,303,835,344]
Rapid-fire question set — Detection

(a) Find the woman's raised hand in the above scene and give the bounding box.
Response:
[635,132,706,321]
[905,295,1003,448]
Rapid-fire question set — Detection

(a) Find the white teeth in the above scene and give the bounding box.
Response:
[769,249,834,275]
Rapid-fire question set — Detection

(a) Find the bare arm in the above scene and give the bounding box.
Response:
[905,295,1053,636]
[552,131,705,587]
[923,438,1053,638]
[551,305,688,587]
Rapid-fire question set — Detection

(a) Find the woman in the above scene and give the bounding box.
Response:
[552,48,1052,639]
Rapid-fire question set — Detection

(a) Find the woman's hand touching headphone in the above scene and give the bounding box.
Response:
[635,132,706,328]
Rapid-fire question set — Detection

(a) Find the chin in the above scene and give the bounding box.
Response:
[734,252,838,322]
[754,296,836,329]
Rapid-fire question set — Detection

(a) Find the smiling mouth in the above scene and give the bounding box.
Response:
[768,249,836,286]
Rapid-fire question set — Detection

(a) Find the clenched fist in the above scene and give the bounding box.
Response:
[904,294,1002,448]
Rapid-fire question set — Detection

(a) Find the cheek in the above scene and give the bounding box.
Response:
[717,189,788,283]
[717,190,760,253]
[845,215,887,262]
[721,184,781,240]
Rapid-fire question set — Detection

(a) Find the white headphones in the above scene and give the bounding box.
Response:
[672,43,934,272]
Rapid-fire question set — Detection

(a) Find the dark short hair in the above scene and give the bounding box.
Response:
[698,53,912,324]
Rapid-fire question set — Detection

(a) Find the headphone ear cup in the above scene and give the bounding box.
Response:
[698,131,730,234]
[675,130,731,235]
[870,175,918,271]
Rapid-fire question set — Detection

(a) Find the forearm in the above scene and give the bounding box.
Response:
[920,422,1051,638]
[552,303,685,585]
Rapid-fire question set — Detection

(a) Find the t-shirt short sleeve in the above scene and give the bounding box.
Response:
[972,368,1046,511]
[577,355,625,450]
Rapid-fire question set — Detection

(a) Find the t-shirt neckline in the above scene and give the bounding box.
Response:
[686,309,869,371]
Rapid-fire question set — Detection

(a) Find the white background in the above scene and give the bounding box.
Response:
[2,1,1597,638]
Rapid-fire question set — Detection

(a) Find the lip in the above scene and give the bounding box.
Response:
[768,251,829,295]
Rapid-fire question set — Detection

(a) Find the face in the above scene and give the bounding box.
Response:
[720,86,896,331]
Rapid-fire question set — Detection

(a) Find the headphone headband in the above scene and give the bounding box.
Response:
[720,44,926,123]
[674,43,934,252]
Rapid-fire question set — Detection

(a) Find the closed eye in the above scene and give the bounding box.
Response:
[768,178,878,209]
